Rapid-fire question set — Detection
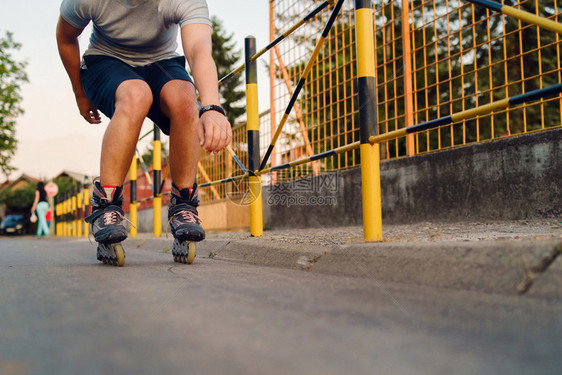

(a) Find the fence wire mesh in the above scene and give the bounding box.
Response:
[196,0,561,203]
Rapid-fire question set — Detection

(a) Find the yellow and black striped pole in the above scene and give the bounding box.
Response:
[130,155,138,238]
[68,195,72,237]
[59,199,63,236]
[465,0,562,35]
[83,178,89,238]
[55,198,60,236]
[355,0,382,242]
[71,185,77,237]
[63,194,69,237]
[153,124,162,237]
[76,183,82,238]
[245,36,263,237]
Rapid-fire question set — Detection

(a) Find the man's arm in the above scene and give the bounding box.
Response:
[56,16,101,124]
[181,23,232,153]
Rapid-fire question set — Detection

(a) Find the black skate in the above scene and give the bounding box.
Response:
[168,183,204,264]
[85,180,127,267]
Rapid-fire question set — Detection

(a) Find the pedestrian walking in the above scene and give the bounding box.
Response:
[31,181,50,237]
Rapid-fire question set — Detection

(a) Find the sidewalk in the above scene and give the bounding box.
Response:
[126,219,562,299]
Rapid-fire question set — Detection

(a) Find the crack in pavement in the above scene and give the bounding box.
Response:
[517,242,562,294]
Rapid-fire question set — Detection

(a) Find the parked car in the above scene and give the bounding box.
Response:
[0,214,26,235]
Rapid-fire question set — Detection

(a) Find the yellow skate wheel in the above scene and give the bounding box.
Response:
[186,242,196,264]
[114,243,125,267]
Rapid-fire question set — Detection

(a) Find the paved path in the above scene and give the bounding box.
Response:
[0,236,560,375]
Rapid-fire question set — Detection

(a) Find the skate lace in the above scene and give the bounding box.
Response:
[165,209,202,238]
[87,210,136,245]
[176,209,201,225]
[103,210,123,225]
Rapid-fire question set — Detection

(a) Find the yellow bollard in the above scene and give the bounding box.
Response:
[72,192,77,237]
[245,36,263,237]
[83,186,89,238]
[76,188,82,238]
[63,198,68,237]
[55,202,60,236]
[355,0,383,241]
[130,155,138,238]
[153,125,162,238]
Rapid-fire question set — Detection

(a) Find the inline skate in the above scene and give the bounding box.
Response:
[168,183,204,264]
[85,180,127,266]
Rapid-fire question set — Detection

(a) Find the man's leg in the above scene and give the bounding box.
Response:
[84,79,152,263]
[100,79,153,187]
[159,80,200,190]
[159,80,205,249]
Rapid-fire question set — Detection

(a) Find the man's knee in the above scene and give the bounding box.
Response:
[115,80,153,117]
[160,80,198,123]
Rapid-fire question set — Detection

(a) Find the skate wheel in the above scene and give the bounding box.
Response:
[113,243,125,267]
[186,242,196,264]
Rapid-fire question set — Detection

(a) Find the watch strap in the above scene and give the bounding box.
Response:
[199,104,226,118]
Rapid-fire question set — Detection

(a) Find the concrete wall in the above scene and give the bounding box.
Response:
[128,198,250,234]
[263,128,562,229]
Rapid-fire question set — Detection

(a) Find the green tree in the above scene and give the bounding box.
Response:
[211,16,245,126]
[52,176,76,197]
[0,183,35,210]
[0,31,28,177]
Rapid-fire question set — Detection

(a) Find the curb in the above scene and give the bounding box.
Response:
[126,235,562,298]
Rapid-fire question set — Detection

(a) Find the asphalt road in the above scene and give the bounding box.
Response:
[0,236,560,375]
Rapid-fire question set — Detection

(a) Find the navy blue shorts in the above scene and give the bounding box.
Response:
[80,55,194,135]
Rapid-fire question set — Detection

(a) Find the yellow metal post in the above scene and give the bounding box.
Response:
[355,0,383,241]
[401,0,415,156]
[58,201,62,236]
[71,190,77,237]
[64,197,69,237]
[55,201,60,236]
[76,185,82,238]
[245,36,263,237]
[153,124,162,237]
[83,184,89,238]
[130,155,138,238]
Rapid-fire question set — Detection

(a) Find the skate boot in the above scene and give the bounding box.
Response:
[168,183,204,264]
[84,180,127,266]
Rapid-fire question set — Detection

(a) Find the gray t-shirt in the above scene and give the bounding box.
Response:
[60,0,211,66]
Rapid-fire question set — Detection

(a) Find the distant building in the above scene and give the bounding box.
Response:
[53,170,90,185]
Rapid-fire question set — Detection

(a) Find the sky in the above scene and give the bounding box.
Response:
[0,0,270,181]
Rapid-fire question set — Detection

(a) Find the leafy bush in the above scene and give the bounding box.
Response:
[0,183,36,210]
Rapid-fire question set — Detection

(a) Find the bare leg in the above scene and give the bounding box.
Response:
[159,80,200,190]
[100,79,153,187]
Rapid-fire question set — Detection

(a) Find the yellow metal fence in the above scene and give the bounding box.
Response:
[268,0,562,172]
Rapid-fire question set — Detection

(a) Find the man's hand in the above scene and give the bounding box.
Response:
[76,93,101,124]
[197,111,232,154]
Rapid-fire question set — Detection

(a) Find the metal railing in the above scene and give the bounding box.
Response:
[56,0,562,242]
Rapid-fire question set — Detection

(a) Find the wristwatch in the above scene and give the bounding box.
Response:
[199,104,226,118]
